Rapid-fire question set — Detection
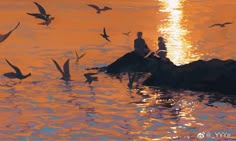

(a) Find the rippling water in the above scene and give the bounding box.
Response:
[0,0,236,140]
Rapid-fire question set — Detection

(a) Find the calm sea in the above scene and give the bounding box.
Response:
[0,0,235,140]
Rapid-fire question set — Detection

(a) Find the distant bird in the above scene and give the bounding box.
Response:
[0,22,20,43]
[209,22,233,28]
[27,2,55,26]
[100,27,110,42]
[127,72,136,89]
[52,59,71,81]
[122,31,131,36]
[84,73,98,84]
[3,58,31,80]
[75,50,86,63]
[88,4,112,14]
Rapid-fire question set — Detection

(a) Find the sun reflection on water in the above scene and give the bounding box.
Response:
[157,0,201,65]
[134,86,201,140]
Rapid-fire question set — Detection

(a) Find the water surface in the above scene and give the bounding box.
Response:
[0,0,235,140]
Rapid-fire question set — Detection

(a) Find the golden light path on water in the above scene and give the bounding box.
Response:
[157,0,201,65]
[150,1,200,140]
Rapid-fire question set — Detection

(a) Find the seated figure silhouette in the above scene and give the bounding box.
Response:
[144,36,168,61]
[156,36,167,60]
[134,32,151,58]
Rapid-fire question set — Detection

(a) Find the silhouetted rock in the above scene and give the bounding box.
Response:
[106,52,150,73]
[105,51,236,94]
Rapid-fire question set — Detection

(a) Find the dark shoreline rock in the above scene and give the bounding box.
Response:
[97,51,236,94]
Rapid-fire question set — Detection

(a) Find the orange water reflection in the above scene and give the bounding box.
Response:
[0,1,236,140]
[157,0,201,65]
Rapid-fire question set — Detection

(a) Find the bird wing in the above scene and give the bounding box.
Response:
[75,49,79,58]
[84,73,98,79]
[5,59,23,75]
[78,53,86,59]
[27,13,47,20]
[0,22,20,43]
[63,59,70,78]
[85,73,98,76]
[88,4,100,11]
[84,73,98,84]
[224,22,233,25]
[10,22,20,32]
[103,28,110,37]
[52,59,64,75]
[84,73,90,80]
[103,6,112,10]
[33,2,47,15]
[103,27,107,35]
[208,24,221,28]
[123,31,131,35]
[105,37,111,42]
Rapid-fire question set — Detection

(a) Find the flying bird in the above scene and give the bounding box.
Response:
[122,31,131,36]
[84,73,98,84]
[88,4,112,14]
[100,27,110,42]
[0,22,20,43]
[127,72,136,89]
[209,22,233,28]
[75,50,86,63]
[52,59,71,81]
[27,2,55,26]
[3,58,31,80]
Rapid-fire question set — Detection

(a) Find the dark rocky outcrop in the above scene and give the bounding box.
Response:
[105,51,236,94]
[106,52,150,73]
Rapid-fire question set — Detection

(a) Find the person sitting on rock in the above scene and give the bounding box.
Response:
[134,32,152,58]
[156,36,167,60]
[143,36,167,61]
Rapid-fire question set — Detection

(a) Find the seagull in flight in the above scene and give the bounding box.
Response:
[122,31,131,36]
[209,22,233,28]
[3,58,31,80]
[27,2,55,26]
[88,4,112,14]
[52,59,71,81]
[0,22,20,43]
[100,27,110,42]
[75,50,86,63]
[84,73,98,84]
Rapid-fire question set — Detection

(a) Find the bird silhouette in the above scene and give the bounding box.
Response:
[84,73,98,84]
[52,59,71,81]
[27,2,55,26]
[75,50,86,63]
[88,4,112,14]
[122,31,131,36]
[100,27,110,42]
[0,22,20,43]
[209,22,233,28]
[127,72,136,89]
[3,58,31,80]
